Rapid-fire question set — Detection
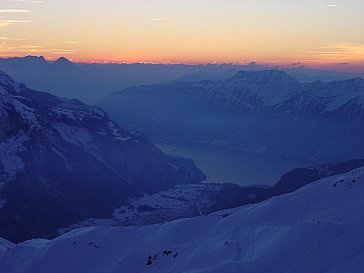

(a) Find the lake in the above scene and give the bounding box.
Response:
[156,143,313,186]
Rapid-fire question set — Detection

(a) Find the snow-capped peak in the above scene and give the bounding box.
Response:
[229,69,298,85]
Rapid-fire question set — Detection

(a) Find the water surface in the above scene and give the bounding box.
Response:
[157,143,313,186]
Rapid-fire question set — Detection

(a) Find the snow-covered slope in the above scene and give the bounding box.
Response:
[0,71,205,242]
[1,168,363,273]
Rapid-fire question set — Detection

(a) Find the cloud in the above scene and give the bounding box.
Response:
[8,0,44,3]
[302,43,364,63]
[328,4,337,7]
[0,42,78,56]
[0,19,30,27]
[1,20,30,22]
[148,18,168,21]
[21,45,43,49]
[0,36,27,41]
[11,38,28,41]
[29,48,79,54]
[62,41,79,44]
[0,9,31,13]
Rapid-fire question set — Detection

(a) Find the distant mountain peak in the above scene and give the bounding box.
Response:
[54,56,73,65]
[51,57,77,71]
[230,69,296,84]
[15,55,48,65]
[24,55,46,61]
[321,77,364,93]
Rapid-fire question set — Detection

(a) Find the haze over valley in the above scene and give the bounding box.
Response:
[1,0,364,272]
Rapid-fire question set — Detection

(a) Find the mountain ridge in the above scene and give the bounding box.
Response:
[0,71,205,242]
[0,56,362,103]
[99,70,364,162]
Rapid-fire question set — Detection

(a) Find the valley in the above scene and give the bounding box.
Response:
[100,70,364,164]
[1,0,363,271]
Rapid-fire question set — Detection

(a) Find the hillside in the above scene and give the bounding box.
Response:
[0,71,204,242]
[1,167,363,273]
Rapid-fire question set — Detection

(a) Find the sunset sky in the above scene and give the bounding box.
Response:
[0,0,363,69]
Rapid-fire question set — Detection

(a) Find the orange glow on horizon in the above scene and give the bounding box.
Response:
[0,0,362,73]
[31,54,363,74]
[34,56,362,74]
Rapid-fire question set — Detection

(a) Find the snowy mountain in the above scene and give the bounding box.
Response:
[0,71,204,242]
[99,70,364,162]
[1,167,364,273]
[0,56,360,104]
[101,69,364,117]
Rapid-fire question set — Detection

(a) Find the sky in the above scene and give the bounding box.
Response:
[0,0,363,70]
